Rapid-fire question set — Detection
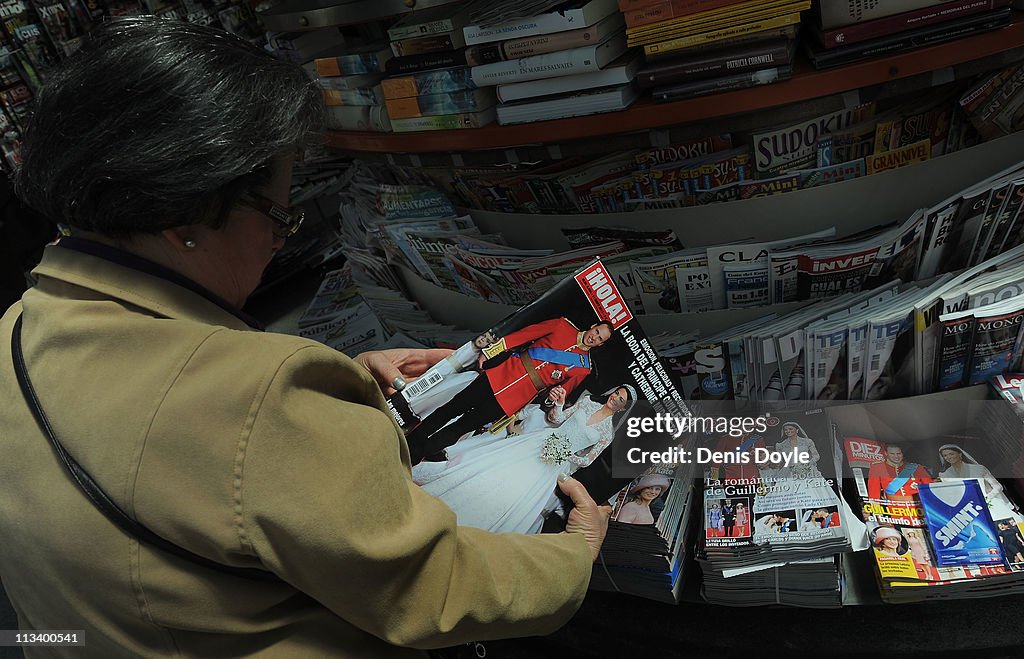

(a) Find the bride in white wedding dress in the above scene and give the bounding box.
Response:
[412,384,637,534]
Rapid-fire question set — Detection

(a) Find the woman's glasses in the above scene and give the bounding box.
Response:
[238,191,304,238]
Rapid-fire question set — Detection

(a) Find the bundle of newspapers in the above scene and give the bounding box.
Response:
[841,417,1024,603]
[379,256,694,603]
[694,408,865,608]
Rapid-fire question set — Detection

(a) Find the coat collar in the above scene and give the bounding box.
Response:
[32,238,263,331]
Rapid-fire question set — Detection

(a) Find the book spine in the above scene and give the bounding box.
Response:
[818,0,949,29]
[617,0,734,11]
[392,32,460,57]
[317,74,385,91]
[322,86,383,107]
[381,69,476,99]
[464,10,586,46]
[324,105,392,132]
[385,90,494,119]
[384,49,467,75]
[465,43,506,67]
[391,110,494,132]
[471,47,598,86]
[652,65,791,101]
[625,0,740,28]
[502,25,603,59]
[809,11,1010,68]
[316,52,388,76]
[637,40,790,88]
[819,0,1005,49]
[388,18,456,42]
[628,0,811,42]
[644,12,800,56]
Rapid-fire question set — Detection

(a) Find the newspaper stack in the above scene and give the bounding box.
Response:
[694,408,861,607]
[699,555,848,608]
[590,465,698,603]
[841,427,1024,603]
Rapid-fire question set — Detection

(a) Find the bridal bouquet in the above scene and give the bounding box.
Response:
[540,433,573,465]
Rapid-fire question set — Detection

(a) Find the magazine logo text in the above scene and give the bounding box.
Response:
[576,262,632,329]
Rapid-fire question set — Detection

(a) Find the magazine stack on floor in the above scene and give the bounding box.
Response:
[804,0,1014,70]
[590,463,699,603]
[840,424,1024,603]
[694,408,865,607]
[459,0,638,125]
[626,0,808,102]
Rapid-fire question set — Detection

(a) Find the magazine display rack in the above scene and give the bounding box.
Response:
[368,131,1024,335]
[255,11,1024,619]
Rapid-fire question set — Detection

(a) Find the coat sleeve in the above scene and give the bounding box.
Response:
[239,346,592,649]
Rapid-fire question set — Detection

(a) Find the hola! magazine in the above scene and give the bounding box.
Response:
[385,259,690,535]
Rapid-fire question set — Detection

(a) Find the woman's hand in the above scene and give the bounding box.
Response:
[557,474,610,562]
[548,386,567,406]
[355,348,453,396]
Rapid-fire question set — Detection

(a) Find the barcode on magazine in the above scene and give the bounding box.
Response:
[870,354,881,371]
[852,356,861,371]
[854,467,867,498]
[817,363,826,379]
[402,370,444,401]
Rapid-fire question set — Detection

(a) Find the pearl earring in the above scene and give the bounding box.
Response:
[184,240,197,248]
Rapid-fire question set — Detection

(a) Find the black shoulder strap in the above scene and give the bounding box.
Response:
[11,314,279,582]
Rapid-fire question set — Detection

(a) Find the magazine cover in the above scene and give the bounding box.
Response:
[700,408,847,553]
[387,259,689,534]
[843,431,1024,586]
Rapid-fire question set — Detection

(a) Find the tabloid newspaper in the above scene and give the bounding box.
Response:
[386,259,689,535]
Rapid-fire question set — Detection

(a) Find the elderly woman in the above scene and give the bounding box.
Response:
[0,18,609,657]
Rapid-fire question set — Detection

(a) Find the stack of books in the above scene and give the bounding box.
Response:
[627,0,809,101]
[804,0,1013,69]
[311,44,395,132]
[460,0,639,126]
[380,68,495,133]
[382,3,498,132]
[385,2,476,76]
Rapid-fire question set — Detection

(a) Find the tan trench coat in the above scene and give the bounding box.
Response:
[0,244,591,657]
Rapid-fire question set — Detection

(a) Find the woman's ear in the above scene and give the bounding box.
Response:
[163,227,200,251]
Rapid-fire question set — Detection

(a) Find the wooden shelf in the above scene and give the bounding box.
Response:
[324,19,1024,154]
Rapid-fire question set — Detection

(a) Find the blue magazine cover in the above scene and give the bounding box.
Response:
[919,479,1004,567]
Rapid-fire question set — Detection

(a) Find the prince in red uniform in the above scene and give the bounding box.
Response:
[867,444,933,502]
[406,317,612,463]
